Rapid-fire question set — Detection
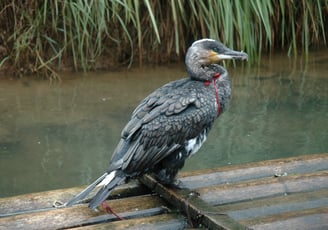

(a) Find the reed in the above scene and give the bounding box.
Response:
[0,0,327,77]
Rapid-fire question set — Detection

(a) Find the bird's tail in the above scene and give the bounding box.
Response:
[65,170,126,209]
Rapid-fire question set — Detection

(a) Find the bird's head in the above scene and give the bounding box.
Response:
[185,39,248,81]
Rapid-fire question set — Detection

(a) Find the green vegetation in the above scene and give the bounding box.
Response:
[0,0,327,78]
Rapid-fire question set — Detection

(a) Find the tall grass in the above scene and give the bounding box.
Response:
[0,0,327,78]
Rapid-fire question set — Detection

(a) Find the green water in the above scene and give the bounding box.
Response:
[0,51,327,197]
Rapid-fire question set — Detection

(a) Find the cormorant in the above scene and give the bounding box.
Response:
[66,39,248,209]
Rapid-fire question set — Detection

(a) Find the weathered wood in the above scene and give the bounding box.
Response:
[140,174,249,230]
[243,207,328,230]
[68,214,187,230]
[0,195,165,230]
[0,181,148,217]
[0,153,327,229]
[196,171,328,205]
[140,153,328,229]
[216,188,328,220]
[179,153,328,189]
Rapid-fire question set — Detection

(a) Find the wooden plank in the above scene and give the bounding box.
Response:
[0,195,165,230]
[225,194,328,221]
[181,153,328,177]
[243,207,328,230]
[196,171,328,205]
[215,189,328,221]
[231,197,328,222]
[1,153,327,229]
[0,181,148,217]
[179,153,328,189]
[140,174,249,230]
[68,214,187,230]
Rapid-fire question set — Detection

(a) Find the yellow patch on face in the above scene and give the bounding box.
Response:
[208,50,220,63]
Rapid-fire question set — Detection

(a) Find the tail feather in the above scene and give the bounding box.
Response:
[65,170,126,209]
[88,171,125,209]
[65,172,108,207]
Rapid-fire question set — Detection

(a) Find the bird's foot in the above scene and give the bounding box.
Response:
[167,179,187,190]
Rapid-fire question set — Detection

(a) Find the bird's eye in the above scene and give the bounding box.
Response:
[213,47,220,53]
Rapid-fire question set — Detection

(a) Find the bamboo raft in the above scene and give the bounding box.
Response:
[0,153,327,229]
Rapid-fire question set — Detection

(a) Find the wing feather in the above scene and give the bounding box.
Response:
[109,78,216,175]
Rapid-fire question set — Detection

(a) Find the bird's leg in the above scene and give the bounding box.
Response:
[155,168,188,189]
[101,201,125,220]
[167,178,187,190]
[155,149,188,185]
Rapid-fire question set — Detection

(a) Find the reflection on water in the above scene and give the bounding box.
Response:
[0,51,327,197]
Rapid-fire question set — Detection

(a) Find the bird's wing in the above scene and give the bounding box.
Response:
[109,79,215,174]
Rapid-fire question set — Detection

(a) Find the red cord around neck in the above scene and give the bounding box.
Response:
[205,73,221,115]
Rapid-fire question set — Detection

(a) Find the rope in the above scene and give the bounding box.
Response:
[204,73,221,115]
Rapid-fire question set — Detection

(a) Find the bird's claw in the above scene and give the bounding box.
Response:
[168,179,187,190]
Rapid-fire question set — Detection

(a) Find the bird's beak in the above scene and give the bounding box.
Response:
[209,48,248,63]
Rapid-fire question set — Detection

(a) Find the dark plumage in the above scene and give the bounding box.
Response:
[66,39,248,209]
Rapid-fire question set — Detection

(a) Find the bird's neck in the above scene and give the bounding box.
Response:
[186,64,230,116]
[204,73,222,115]
[186,62,227,81]
[204,72,221,86]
